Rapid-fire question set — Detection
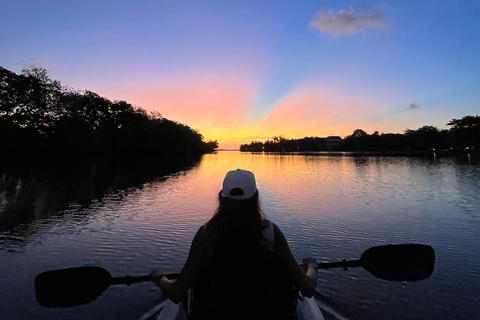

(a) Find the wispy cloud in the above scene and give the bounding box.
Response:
[309,6,386,38]
[408,102,420,110]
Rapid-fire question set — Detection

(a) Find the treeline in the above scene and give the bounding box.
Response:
[240,116,479,156]
[0,66,218,160]
[240,136,334,152]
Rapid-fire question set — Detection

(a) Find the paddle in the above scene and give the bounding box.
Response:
[34,266,178,308]
[34,244,434,308]
[315,244,435,282]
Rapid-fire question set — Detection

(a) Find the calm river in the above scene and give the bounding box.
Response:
[1,151,479,320]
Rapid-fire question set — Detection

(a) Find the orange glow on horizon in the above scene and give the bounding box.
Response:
[91,74,450,150]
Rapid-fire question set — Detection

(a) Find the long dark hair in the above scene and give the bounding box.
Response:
[206,191,266,252]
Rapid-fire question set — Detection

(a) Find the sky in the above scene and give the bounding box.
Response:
[1,0,479,149]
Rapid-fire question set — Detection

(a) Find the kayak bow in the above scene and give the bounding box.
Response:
[154,293,326,320]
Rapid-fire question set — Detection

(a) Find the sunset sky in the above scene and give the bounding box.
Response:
[1,0,479,149]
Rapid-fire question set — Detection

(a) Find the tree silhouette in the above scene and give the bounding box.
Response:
[447,116,480,150]
[0,66,215,160]
[240,116,478,158]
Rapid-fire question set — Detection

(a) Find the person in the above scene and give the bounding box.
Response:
[150,169,318,320]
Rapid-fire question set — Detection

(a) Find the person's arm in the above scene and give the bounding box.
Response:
[273,223,317,298]
[150,226,208,303]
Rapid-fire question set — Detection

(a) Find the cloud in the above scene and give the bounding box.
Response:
[408,102,420,110]
[309,6,385,38]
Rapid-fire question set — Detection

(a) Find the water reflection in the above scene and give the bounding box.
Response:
[0,157,201,235]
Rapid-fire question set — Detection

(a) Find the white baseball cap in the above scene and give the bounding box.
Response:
[221,169,257,200]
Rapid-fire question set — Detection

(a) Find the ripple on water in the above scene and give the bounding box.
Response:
[1,154,478,320]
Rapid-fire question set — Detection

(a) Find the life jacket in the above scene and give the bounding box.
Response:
[189,221,297,320]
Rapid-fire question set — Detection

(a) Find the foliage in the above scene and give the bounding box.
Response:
[447,116,480,150]
[0,66,217,160]
[240,136,329,152]
[240,116,479,156]
[205,140,219,150]
[339,118,478,153]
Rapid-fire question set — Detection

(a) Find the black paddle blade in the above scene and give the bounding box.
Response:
[360,244,435,281]
[34,266,112,308]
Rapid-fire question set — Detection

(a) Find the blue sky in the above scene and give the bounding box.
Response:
[1,0,479,148]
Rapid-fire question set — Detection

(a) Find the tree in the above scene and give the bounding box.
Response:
[0,66,64,135]
[447,116,479,130]
[351,129,368,138]
[19,67,64,134]
[447,115,480,149]
[204,140,219,152]
[404,126,449,151]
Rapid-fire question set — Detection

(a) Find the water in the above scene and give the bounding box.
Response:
[0,152,479,320]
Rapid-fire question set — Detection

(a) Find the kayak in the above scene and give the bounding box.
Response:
[155,293,325,320]
[296,294,326,320]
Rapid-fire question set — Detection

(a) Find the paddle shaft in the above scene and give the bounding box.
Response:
[317,259,362,270]
[110,273,178,285]
[110,275,150,285]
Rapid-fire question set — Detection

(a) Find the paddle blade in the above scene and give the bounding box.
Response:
[34,266,112,308]
[360,244,435,281]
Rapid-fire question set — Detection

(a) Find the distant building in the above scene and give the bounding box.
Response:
[326,136,342,150]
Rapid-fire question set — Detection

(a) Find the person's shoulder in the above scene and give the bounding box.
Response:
[193,224,209,242]
[271,223,288,243]
[261,219,284,232]
[261,219,272,227]
[196,221,219,242]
